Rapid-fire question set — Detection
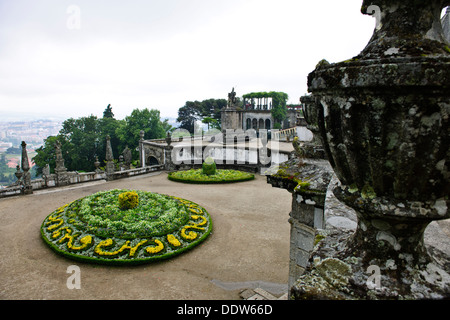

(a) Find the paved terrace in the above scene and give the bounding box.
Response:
[0,171,292,300]
[1,166,449,300]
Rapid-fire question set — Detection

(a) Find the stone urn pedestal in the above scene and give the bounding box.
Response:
[292,0,450,299]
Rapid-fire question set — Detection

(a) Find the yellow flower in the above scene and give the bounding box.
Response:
[95,239,115,256]
[167,234,181,247]
[118,191,139,210]
[145,239,164,254]
[181,226,204,241]
[190,215,207,226]
[67,235,93,251]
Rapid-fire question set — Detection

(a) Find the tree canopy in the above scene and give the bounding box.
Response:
[33,105,172,174]
[242,91,289,127]
[177,99,227,133]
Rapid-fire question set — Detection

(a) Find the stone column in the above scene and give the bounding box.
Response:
[267,158,333,294]
[54,140,69,186]
[20,141,33,194]
[164,132,176,171]
[105,135,115,180]
[139,130,145,167]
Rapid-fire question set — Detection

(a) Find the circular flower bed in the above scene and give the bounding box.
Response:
[168,168,255,184]
[40,189,212,265]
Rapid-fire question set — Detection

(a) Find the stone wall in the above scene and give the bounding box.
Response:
[0,165,164,199]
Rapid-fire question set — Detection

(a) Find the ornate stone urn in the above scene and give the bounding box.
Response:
[296,0,450,299]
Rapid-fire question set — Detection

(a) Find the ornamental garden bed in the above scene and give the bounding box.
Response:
[168,157,255,184]
[168,169,255,184]
[40,189,212,265]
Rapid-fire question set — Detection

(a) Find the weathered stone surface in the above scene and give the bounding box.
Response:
[294,0,450,300]
[266,157,333,205]
[308,0,450,202]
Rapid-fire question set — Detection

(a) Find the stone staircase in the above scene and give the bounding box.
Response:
[240,288,288,300]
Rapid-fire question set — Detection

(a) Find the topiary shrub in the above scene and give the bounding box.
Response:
[118,191,139,210]
[168,168,255,184]
[202,157,216,176]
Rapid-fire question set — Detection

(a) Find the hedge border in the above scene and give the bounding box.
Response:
[167,170,255,184]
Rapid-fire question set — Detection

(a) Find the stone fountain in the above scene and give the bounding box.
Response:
[289,0,449,299]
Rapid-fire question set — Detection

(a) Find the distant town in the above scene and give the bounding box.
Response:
[0,119,63,186]
[0,119,63,153]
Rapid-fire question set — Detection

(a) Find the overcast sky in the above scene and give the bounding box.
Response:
[0,0,377,122]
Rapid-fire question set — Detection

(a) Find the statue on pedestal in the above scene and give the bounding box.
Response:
[227,87,238,109]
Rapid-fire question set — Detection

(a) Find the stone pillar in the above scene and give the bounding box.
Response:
[20,141,33,194]
[105,135,115,180]
[267,158,333,295]
[54,140,69,186]
[164,132,176,171]
[139,130,145,167]
[222,88,243,143]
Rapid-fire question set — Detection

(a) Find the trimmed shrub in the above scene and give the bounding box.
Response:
[118,191,139,210]
[202,157,216,176]
[168,168,255,184]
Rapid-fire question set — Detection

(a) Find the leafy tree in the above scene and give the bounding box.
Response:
[202,117,219,131]
[33,106,171,173]
[58,115,99,171]
[242,91,289,128]
[177,101,202,133]
[200,98,227,127]
[270,92,289,127]
[0,153,16,185]
[161,118,175,134]
[116,108,167,159]
[34,116,102,173]
[33,135,63,175]
[177,99,227,132]
[98,105,124,165]
[103,104,114,118]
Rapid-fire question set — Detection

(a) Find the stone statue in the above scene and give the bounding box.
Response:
[43,164,50,177]
[227,87,237,108]
[122,145,132,169]
[55,140,62,161]
[54,140,67,174]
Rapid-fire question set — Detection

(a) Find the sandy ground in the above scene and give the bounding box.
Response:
[0,172,292,300]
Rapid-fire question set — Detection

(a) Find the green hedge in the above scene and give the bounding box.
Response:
[168,169,255,184]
